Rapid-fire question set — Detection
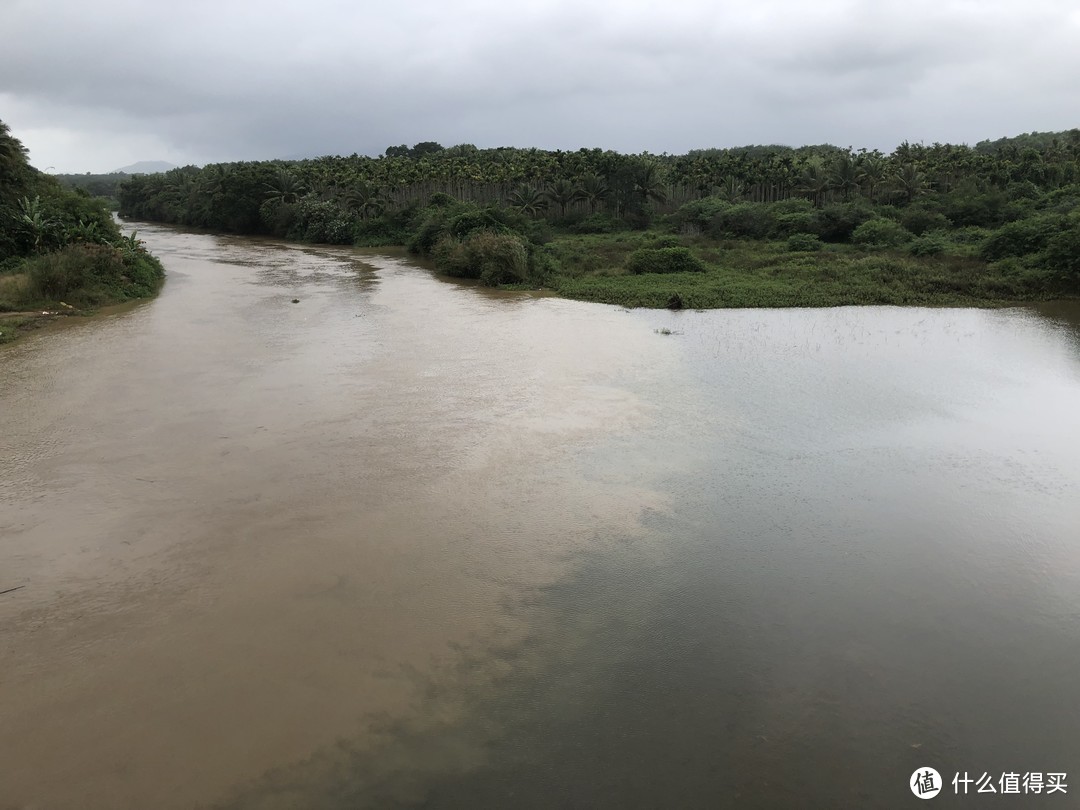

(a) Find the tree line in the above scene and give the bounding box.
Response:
[113,132,1080,291]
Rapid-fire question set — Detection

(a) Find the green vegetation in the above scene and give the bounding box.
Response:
[116,133,1080,308]
[52,173,129,208]
[0,120,164,343]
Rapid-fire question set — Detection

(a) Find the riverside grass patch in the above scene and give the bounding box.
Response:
[546,234,1061,309]
[1,243,165,313]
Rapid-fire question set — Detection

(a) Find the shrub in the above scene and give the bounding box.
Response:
[787,233,822,252]
[979,215,1060,261]
[815,202,876,242]
[671,197,731,232]
[1040,218,1080,281]
[940,190,1008,228]
[407,210,450,255]
[427,192,455,208]
[448,206,514,239]
[646,234,681,248]
[908,234,948,256]
[948,226,992,245]
[851,218,912,248]
[707,203,772,239]
[773,211,818,237]
[625,246,706,274]
[289,199,354,244]
[899,208,951,236]
[567,213,623,234]
[433,229,529,285]
[20,242,162,305]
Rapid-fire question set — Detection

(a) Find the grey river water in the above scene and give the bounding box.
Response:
[2,224,1079,808]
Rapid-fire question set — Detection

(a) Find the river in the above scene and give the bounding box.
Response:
[2,224,1079,808]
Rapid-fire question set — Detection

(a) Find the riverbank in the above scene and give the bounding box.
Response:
[538,231,1076,309]
[0,243,164,345]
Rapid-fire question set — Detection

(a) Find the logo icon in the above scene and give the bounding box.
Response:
[911,767,942,799]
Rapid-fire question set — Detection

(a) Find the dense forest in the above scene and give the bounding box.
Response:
[117,132,1080,308]
[0,120,163,342]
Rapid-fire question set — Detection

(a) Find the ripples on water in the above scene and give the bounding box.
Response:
[1,225,1079,809]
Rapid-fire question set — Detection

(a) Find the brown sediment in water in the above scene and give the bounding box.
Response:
[0,228,670,809]
[5,225,1080,809]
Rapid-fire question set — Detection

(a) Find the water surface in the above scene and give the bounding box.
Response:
[2,225,1079,808]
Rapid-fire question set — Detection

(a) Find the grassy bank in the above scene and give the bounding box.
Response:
[2,120,166,345]
[0,241,164,344]
[542,232,1064,309]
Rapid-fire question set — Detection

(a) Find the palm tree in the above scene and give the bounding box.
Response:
[633,164,667,206]
[345,181,385,219]
[544,178,582,217]
[719,175,746,203]
[507,185,547,217]
[578,174,611,213]
[857,157,887,202]
[263,169,306,206]
[797,164,830,207]
[893,163,927,204]
[829,154,861,200]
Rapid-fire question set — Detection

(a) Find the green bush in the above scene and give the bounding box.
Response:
[815,202,876,242]
[979,215,1059,261]
[1040,218,1080,281]
[707,203,772,239]
[908,234,948,256]
[940,189,1008,228]
[427,192,455,207]
[21,242,163,305]
[448,206,516,239]
[671,197,731,232]
[948,226,993,245]
[407,209,450,254]
[625,246,706,274]
[288,199,354,244]
[851,218,913,247]
[787,233,822,252]
[645,234,681,248]
[773,211,818,237]
[433,229,529,285]
[567,213,623,234]
[898,208,951,236]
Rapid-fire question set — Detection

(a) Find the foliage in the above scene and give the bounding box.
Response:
[0,120,164,339]
[908,234,948,256]
[434,230,530,285]
[787,233,822,251]
[1040,215,1080,280]
[625,246,706,275]
[851,218,913,248]
[101,121,1080,303]
[979,214,1060,261]
[20,243,163,307]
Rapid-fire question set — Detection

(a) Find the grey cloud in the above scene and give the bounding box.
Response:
[2,0,1078,172]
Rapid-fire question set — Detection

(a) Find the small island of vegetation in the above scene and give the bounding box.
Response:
[108,132,1080,309]
[0,120,164,344]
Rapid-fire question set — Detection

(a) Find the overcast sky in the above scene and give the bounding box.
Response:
[3,0,1079,173]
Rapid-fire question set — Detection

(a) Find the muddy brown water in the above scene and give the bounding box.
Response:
[2,224,1079,809]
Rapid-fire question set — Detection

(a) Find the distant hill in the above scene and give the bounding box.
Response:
[111,160,176,174]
